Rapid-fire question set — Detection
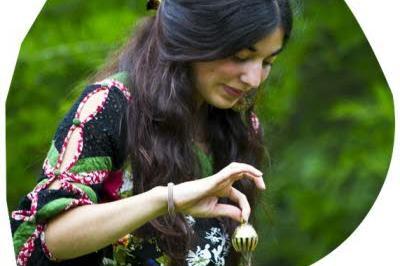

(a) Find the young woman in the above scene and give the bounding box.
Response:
[11,0,293,265]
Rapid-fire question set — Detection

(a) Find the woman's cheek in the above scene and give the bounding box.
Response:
[219,61,242,76]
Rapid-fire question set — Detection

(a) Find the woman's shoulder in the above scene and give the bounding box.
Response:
[58,72,131,135]
[49,72,132,172]
[90,71,132,103]
[59,72,132,129]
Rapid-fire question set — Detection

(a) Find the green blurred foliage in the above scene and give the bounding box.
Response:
[6,0,393,265]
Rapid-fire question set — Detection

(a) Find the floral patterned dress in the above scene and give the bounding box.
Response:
[10,73,246,266]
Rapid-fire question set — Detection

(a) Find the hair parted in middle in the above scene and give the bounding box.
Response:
[95,0,293,265]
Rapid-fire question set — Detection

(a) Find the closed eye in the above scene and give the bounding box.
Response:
[262,61,273,68]
[232,55,275,70]
[232,55,248,63]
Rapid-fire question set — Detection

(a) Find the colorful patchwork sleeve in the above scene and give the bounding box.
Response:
[10,77,131,266]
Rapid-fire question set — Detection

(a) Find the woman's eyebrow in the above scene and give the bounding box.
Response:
[247,46,283,58]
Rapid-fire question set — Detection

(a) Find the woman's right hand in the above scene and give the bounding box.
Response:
[172,162,265,223]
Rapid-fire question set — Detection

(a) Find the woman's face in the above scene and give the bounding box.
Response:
[192,27,284,109]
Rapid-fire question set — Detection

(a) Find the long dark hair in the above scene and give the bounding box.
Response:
[95,0,292,264]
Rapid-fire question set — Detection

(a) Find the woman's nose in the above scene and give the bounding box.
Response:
[239,62,265,89]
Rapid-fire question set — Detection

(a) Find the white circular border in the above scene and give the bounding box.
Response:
[0,1,399,265]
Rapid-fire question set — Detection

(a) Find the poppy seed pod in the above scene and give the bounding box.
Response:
[231,223,259,252]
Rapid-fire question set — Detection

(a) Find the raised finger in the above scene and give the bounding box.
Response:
[227,187,251,223]
[231,171,266,190]
[216,163,264,188]
[221,162,263,178]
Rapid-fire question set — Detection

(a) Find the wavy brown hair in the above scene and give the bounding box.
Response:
[95,0,292,265]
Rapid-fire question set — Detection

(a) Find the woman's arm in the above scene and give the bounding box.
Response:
[45,162,265,260]
[45,185,168,260]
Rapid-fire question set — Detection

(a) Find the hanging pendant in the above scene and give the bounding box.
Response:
[231,222,258,266]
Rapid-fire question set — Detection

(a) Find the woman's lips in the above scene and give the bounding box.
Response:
[223,85,243,97]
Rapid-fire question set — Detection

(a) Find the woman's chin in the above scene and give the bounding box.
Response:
[208,98,238,109]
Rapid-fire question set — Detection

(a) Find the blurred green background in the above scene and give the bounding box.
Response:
[6,0,394,265]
